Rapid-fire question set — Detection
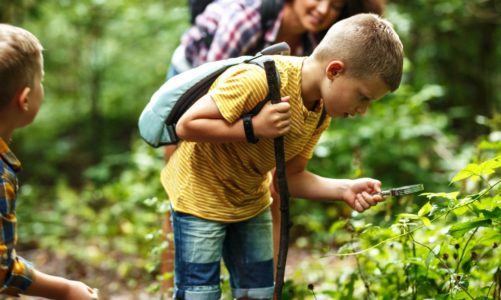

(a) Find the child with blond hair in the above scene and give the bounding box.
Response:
[0,24,98,299]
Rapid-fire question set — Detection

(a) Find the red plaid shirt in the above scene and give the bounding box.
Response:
[181,0,320,68]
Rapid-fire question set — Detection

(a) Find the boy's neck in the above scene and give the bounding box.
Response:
[0,113,15,142]
[300,56,322,110]
[0,129,13,143]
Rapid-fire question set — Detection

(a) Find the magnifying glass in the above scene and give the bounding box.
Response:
[374,184,424,197]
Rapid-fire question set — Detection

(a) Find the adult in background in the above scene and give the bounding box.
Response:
[168,0,386,77]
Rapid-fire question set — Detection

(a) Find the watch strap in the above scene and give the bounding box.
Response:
[243,114,259,144]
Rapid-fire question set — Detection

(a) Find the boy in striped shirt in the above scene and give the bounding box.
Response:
[163,13,404,300]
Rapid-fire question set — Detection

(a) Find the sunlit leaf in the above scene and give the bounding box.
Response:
[418,201,432,217]
[451,157,501,183]
[398,213,420,220]
[422,192,460,201]
[477,231,501,245]
[420,216,432,227]
[479,156,501,171]
[451,163,482,183]
[452,205,469,216]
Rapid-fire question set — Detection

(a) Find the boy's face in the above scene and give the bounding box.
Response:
[21,59,44,127]
[322,73,389,118]
[28,71,44,122]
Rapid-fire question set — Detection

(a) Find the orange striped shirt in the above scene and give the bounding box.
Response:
[162,56,330,222]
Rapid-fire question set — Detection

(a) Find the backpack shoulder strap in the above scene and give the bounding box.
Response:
[138,44,290,148]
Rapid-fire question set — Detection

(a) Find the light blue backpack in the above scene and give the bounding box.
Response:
[138,42,290,147]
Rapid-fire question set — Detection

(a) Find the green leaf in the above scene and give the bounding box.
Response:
[448,219,492,238]
[452,205,469,216]
[398,213,420,220]
[420,216,432,227]
[479,156,501,171]
[481,207,501,220]
[425,245,441,265]
[328,219,349,235]
[451,163,482,183]
[404,257,427,269]
[418,201,432,217]
[451,157,501,183]
[422,192,460,201]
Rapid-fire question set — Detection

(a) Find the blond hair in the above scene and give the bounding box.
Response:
[312,13,404,91]
[0,24,43,108]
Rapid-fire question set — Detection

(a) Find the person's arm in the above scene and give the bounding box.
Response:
[23,269,98,300]
[284,155,384,212]
[176,93,291,143]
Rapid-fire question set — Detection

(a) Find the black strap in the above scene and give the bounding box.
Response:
[263,59,289,300]
[243,114,259,144]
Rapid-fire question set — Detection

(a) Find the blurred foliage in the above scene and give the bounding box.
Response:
[1,0,500,297]
[11,0,188,187]
[388,0,501,140]
[15,140,169,294]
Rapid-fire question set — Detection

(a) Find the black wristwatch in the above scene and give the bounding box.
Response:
[243,114,259,144]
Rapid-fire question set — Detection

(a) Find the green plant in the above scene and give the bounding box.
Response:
[17,139,169,295]
[287,141,500,299]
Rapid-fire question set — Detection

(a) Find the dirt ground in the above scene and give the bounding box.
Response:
[3,247,352,300]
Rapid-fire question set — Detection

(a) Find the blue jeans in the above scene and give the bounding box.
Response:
[171,209,275,300]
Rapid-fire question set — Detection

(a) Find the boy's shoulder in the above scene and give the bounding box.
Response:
[274,55,306,72]
[0,138,21,173]
[219,55,305,81]
[225,55,305,71]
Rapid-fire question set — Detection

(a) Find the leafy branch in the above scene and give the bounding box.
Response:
[325,156,501,257]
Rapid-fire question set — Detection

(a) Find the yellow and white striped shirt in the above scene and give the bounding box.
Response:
[162,56,330,222]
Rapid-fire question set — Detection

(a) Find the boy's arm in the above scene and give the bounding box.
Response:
[284,155,384,212]
[24,269,98,299]
[176,93,291,143]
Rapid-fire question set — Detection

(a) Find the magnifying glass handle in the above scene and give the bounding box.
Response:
[372,190,392,197]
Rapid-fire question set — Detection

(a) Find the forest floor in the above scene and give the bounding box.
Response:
[4,247,353,300]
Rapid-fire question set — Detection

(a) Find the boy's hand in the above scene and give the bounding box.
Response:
[253,96,291,139]
[64,280,99,300]
[342,178,384,212]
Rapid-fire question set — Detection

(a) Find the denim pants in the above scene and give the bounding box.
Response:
[171,208,275,300]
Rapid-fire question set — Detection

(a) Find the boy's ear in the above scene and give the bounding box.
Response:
[325,61,345,80]
[16,87,31,111]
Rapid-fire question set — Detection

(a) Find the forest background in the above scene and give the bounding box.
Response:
[1,0,500,299]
